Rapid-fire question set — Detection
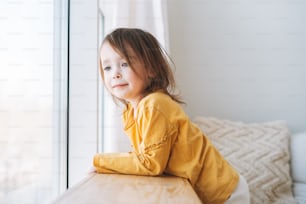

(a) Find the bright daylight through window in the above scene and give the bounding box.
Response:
[0,0,67,203]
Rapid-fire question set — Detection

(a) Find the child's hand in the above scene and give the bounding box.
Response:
[87,166,97,175]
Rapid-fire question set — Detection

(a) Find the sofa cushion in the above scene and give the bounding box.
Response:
[193,117,297,204]
[291,132,306,203]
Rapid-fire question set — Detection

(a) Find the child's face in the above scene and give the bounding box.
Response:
[100,41,148,108]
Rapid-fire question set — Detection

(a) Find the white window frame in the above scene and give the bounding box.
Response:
[53,0,69,193]
[68,0,100,187]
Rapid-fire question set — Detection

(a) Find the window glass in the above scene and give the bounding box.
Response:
[0,0,67,203]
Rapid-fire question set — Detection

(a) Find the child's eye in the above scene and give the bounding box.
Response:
[103,66,111,71]
[121,62,128,67]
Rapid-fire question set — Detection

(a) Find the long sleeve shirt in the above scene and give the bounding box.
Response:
[93,92,239,204]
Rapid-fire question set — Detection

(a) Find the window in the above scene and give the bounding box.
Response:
[1,1,104,202]
[0,0,68,203]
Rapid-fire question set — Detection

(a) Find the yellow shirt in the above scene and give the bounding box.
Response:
[94,92,239,203]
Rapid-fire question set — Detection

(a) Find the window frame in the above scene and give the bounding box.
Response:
[67,0,100,187]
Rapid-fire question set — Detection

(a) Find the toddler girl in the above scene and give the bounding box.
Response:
[93,28,250,204]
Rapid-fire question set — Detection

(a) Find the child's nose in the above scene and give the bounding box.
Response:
[113,73,121,79]
[112,68,122,79]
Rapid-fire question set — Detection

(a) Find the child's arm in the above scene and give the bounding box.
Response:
[93,139,171,175]
[93,107,175,176]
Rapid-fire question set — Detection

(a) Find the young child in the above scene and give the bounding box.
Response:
[93,28,250,204]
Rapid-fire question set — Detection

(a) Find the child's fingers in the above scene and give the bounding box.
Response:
[87,166,97,174]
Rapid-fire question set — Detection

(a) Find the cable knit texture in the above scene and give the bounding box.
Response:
[194,117,297,204]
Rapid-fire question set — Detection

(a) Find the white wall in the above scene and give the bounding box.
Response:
[167,0,306,133]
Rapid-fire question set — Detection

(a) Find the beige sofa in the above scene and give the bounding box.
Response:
[193,117,306,204]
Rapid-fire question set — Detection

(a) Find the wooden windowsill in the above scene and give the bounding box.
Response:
[53,173,202,204]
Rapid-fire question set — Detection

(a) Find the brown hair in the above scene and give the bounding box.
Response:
[99,27,183,104]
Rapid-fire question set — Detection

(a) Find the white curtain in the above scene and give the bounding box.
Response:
[99,0,169,152]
